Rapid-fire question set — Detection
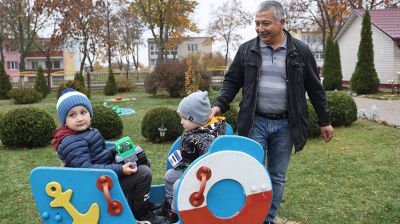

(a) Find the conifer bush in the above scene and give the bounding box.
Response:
[0,61,12,99]
[74,72,85,87]
[34,65,49,98]
[57,80,91,99]
[91,105,123,140]
[104,69,118,96]
[141,107,183,142]
[0,108,56,148]
[350,9,379,94]
[323,36,343,90]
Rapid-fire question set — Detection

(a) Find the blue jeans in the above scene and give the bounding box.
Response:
[249,115,293,222]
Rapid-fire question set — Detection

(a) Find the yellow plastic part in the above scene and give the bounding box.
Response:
[46,181,100,224]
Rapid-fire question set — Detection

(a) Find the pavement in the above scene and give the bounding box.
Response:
[352,97,400,127]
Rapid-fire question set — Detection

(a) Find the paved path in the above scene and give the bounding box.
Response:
[353,97,400,127]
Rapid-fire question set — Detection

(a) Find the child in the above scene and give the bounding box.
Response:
[155,91,226,223]
[51,88,164,224]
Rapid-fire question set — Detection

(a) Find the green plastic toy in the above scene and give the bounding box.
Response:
[115,136,136,159]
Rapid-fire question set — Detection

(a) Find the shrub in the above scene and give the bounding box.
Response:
[154,60,186,97]
[8,88,43,104]
[307,100,320,139]
[0,107,56,148]
[222,106,238,133]
[91,105,123,140]
[322,36,343,91]
[74,71,85,87]
[34,65,49,98]
[57,80,91,99]
[350,9,379,94]
[141,107,183,142]
[104,69,118,96]
[0,60,12,99]
[326,91,357,127]
[144,73,158,95]
[117,78,135,92]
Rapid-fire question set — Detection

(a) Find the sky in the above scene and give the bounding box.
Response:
[139,0,263,66]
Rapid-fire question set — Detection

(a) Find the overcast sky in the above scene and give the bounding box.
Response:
[139,0,263,66]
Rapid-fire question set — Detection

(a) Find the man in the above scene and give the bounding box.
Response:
[211,1,334,223]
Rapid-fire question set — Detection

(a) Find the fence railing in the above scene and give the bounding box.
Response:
[10,71,225,91]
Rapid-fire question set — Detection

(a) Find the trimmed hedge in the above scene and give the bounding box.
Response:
[0,107,56,148]
[8,88,43,104]
[141,107,183,142]
[326,91,357,127]
[91,105,123,140]
[57,80,91,99]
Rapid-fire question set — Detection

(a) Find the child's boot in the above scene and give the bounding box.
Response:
[154,199,171,216]
[134,206,166,224]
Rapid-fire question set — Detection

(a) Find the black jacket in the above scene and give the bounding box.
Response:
[214,30,331,151]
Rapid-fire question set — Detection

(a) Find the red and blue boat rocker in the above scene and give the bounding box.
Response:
[30,125,273,224]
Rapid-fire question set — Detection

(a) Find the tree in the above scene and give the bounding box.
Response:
[131,0,198,64]
[348,0,400,9]
[56,0,105,74]
[0,60,12,99]
[322,36,342,90]
[2,0,55,71]
[350,9,379,94]
[208,0,252,65]
[34,65,49,98]
[184,57,200,95]
[74,72,85,87]
[104,68,118,96]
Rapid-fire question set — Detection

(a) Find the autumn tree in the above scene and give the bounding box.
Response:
[2,0,56,71]
[115,6,144,80]
[208,0,252,65]
[351,9,379,94]
[56,0,105,74]
[348,0,400,9]
[130,0,198,64]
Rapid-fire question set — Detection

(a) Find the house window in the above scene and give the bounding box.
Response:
[32,61,38,70]
[7,61,19,70]
[53,60,61,69]
[150,59,157,66]
[188,44,198,52]
[313,52,324,60]
[150,44,158,56]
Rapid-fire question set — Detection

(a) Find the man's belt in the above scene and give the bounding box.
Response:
[256,111,288,120]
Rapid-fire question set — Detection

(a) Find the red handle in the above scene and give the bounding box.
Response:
[189,166,212,207]
[96,175,123,216]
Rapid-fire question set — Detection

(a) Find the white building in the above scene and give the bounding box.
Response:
[335,8,400,90]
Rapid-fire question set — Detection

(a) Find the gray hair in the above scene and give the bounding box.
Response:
[256,1,285,21]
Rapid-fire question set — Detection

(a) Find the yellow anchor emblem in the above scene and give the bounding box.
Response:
[46,181,100,224]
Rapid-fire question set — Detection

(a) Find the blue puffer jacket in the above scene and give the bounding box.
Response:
[57,128,122,176]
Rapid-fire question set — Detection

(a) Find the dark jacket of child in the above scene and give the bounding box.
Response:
[53,127,122,176]
[180,117,226,164]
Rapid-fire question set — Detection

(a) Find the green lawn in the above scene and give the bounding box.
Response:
[0,89,399,224]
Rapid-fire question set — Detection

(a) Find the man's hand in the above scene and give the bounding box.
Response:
[320,125,334,143]
[211,106,221,117]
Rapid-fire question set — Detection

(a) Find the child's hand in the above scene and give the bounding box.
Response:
[122,162,137,176]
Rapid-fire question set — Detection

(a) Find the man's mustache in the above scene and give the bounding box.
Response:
[258,31,270,36]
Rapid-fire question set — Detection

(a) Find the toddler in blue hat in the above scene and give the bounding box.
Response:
[52,88,164,223]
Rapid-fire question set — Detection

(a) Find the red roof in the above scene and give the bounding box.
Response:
[355,8,400,40]
[25,51,63,58]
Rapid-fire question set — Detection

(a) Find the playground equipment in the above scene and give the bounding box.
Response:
[30,135,272,223]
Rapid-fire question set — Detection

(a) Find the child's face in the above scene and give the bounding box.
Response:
[180,116,202,131]
[65,105,91,132]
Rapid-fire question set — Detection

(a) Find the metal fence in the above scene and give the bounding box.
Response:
[9,71,225,91]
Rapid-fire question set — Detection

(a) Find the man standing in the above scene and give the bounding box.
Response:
[211,1,334,223]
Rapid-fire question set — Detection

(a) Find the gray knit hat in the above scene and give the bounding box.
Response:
[177,91,211,124]
[56,88,93,125]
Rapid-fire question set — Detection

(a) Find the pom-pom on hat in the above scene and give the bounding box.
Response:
[177,91,211,124]
[56,88,93,125]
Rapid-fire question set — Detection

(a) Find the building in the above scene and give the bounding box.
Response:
[335,8,400,89]
[2,38,81,82]
[147,36,212,69]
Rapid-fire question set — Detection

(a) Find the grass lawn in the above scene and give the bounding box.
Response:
[0,89,399,224]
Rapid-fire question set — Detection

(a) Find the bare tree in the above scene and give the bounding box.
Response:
[208,0,252,65]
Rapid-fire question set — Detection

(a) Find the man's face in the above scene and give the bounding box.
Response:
[255,9,285,45]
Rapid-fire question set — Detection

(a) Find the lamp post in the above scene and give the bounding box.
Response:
[158,123,167,150]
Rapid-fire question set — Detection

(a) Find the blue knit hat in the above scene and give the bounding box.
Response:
[56,88,93,125]
[177,91,211,124]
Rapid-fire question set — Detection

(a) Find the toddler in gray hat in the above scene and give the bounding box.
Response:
[154,91,226,223]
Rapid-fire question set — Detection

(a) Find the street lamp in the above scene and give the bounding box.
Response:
[158,123,167,151]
